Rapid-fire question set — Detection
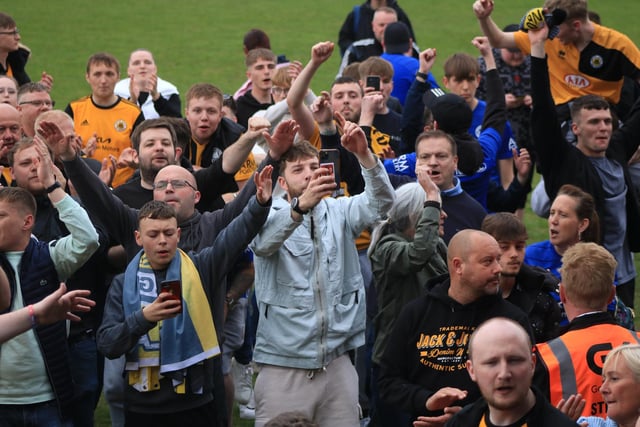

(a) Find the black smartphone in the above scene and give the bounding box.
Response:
[159,279,182,302]
[319,149,344,197]
[366,75,380,92]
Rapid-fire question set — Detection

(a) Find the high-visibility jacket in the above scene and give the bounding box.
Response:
[536,318,640,418]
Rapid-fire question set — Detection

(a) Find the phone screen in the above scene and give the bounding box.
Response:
[319,149,344,197]
[160,280,182,302]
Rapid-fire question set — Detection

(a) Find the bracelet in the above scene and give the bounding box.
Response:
[415,71,428,82]
[28,304,38,328]
[45,181,61,194]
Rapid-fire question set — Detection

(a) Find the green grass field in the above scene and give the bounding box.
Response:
[5,0,640,425]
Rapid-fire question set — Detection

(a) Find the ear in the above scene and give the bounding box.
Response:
[571,120,579,137]
[277,175,288,194]
[452,257,463,275]
[23,213,34,231]
[442,76,450,88]
[433,120,439,130]
[476,74,482,84]
[607,285,616,305]
[452,155,459,170]
[246,69,252,80]
[466,359,476,381]
[176,227,181,243]
[174,147,183,162]
[578,217,589,234]
[85,73,91,85]
[559,283,567,304]
[134,230,142,247]
[193,190,201,205]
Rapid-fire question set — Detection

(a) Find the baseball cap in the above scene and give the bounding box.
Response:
[384,22,411,55]
[423,89,483,175]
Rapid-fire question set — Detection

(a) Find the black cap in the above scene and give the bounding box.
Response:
[423,89,483,175]
[384,22,411,54]
[424,91,473,134]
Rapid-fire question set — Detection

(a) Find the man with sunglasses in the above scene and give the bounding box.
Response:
[0,12,53,89]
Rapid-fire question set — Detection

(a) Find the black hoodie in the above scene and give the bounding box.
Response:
[378,274,533,421]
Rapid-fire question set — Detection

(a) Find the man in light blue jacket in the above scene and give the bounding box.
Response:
[250,120,394,427]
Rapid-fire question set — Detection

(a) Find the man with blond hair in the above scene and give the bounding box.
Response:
[533,242,640,419]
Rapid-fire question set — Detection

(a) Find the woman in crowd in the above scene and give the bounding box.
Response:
[524,184,634,328]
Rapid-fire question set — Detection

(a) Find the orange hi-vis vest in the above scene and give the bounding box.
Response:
[536,323,640,419]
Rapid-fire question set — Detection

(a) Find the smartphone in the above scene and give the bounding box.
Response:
[159,279,182,302]
[319,149,344,197]
[366,75,380,92]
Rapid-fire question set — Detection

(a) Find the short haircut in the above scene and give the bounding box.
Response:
[264,411,319,427]
[128,48,154,64]
[468,317,532,359]
[0,13,16,29]
[481,212,528,242]
[185,83,223,107]
[138,200,177,226]
[443,53,479,80]
[570,94,610,122]
[374,6,397,18]
[358,56,394,80]
[243,29,271,51]
[415,130,457,156]
[17,82,49,102]
[272,67,292,88]
[0,186,37,216]
[342,62,361,81]
[279,141,319,175]
[556,184,600,244]
[245,48,276,68]
[164,117,192,151]
[560,242,616,310]
[604,344,640,383]
[86,52,120,75]
[543,0,588,21]
[330,76,364,96]
[8,137,37,167]
[0,75,18,89]
[33,110,74,135]
[130,118,177,152]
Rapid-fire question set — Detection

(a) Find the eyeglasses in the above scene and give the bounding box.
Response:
[271,87,289,96]
[153,179,196,191]
[0,29,19,36]
[19,100,55,108]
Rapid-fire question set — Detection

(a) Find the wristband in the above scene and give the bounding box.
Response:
[415,71,428,82]
[28,304,38,328]
[45,181,61,194]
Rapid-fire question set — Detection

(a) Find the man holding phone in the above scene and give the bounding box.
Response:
[249,122,394,426]
[97,164,273,427]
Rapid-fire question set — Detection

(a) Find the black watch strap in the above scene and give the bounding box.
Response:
[45,181,61,194]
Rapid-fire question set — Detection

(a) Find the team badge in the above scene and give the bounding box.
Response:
[590,55,604,69]
[114,120,127,132]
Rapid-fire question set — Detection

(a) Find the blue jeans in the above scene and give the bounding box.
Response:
[0,400,72,427]
[68,337,100,427]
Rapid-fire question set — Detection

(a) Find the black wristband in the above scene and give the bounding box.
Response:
[416,71,428,81]
[45,181,61,194]
[424,200,441,209]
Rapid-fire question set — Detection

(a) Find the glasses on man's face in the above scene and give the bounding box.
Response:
[153,179,196,191]
[19,100,55,108]
[0,28,19,36]
[271,87,289,96]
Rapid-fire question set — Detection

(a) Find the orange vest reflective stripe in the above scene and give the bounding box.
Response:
[536,323,640,418]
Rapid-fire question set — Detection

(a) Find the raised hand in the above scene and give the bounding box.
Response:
[254,165,273,205]
[264,119,298,160]
[39,71,54,92]
[142,292,182,323]
[288,60,303,81]
[513,148,532,184]
[310,91,333,125]
[99,155,117,187]
[472,0,494,19]
[418,48,437,74]
[37,120,76,160]
[311,41,334,66]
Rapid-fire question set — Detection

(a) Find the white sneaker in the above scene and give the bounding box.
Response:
[231,358,254,405]
[238,391,256,420]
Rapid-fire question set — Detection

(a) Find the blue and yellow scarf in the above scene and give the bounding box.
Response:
[123,249,220,394]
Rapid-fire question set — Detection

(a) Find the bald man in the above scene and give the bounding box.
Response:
[377,230,533,427]
[447,318,575,426]
[0,103,21,184]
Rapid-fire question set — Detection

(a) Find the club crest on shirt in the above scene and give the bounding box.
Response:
[114,119,127,132]
[590,54,604,69]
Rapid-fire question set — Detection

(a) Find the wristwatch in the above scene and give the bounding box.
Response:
[290,197,308,215]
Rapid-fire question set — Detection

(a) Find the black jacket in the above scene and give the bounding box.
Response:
[531,56,640,251]
[1,46,31,85]
[378,275,533,420]
[445,386,576,427]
